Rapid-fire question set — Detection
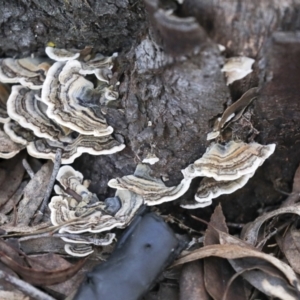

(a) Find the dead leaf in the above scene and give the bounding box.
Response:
[0,291,29,300]
[0,152,25,209]
[27,253,90,297]
[0,239,86,286]
[241,205,300,245]
[179,261,210,300]
[219,232,299,300]
[19,236,66,255]
[17,160,53,226]
[280,228,300,274]
[1,181,28,215]
[172,244,300,294]
[281,163,300,206]
[203,205,247,300]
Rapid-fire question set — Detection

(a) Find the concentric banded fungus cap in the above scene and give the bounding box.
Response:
[63,233,115,257]
[57,189,143,234]
[195,172,255,203]
[7,85,73,142]
[61,59,113,83]
[85,52,118,69]
[108,164,192,205]
[41,61,113,137]
[0,128,25,158]
[221,57,255,85]
[56,166,96,203]
[0,83,10,123]
[180,198,212,209]
[64,244,94,257]
[27,134,125,164]
[0,57,50,89]
[49,196,77,226]
[183,141,276,181]
[4,120,36,145]
[45,47,80,61]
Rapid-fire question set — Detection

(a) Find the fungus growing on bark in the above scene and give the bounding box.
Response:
[180,198,212,209]
[27,134,125,164]
[55,165,97,203]
[221,56,255,85]
[45,47,81,61]
[142,153,160,165]
[108,164,191,205]
[41,61,114,137]
[6,85,72,142]
[3,120,36,145]
[183,141,276,181]
[0,57,50,89]
[195,172,255,202]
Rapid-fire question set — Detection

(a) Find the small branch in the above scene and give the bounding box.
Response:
[33,149,62,224]
[22,159,35,179]
[0,270,55,300]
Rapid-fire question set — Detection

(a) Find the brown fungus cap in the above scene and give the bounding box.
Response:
[108,164,192,205]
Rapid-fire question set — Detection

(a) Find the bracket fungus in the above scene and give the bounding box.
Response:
[41,61,114,137]
[221,56,255,85]
[108,164,191,205]
[7,85,73,142]
[3,120,36,145]
[183,141,276,181]
[55,165,98,204]
[27,134,125,164]
[45,47,81,62]
[181,172,255,209]
[0,57,50,89]
[142,153,160,165]
[207,87,259,140]
[0,46,123,164]
[49,166,144,256]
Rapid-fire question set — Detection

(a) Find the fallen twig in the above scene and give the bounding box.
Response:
[22,159,35,179]
[0,270,55,300]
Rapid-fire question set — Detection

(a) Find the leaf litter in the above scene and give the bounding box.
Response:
[0,159,300,299]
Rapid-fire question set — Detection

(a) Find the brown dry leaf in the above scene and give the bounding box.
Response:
[280,228,300,274]
[28,253,89,297]
[173,245,300,299]
[1,181,28,215]
[17,160,53,226]
[281,163,300,206]
[173,244,300,295]
[0,152,25,209]
[219,232,299,300]
[0,291,29,300]
[241,205,300,245]
[203,204,247,300]
[0,239,86,286]
[179,261,210,300]
[19,236,66,255]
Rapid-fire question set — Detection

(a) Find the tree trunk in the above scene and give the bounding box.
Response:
[1,0,300,223]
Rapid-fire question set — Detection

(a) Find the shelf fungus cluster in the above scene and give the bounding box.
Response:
[108,164,192,205]
[181,141,276,209]
[49,166,143,257]
[221,56,255,85]
[0,47,124,163]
